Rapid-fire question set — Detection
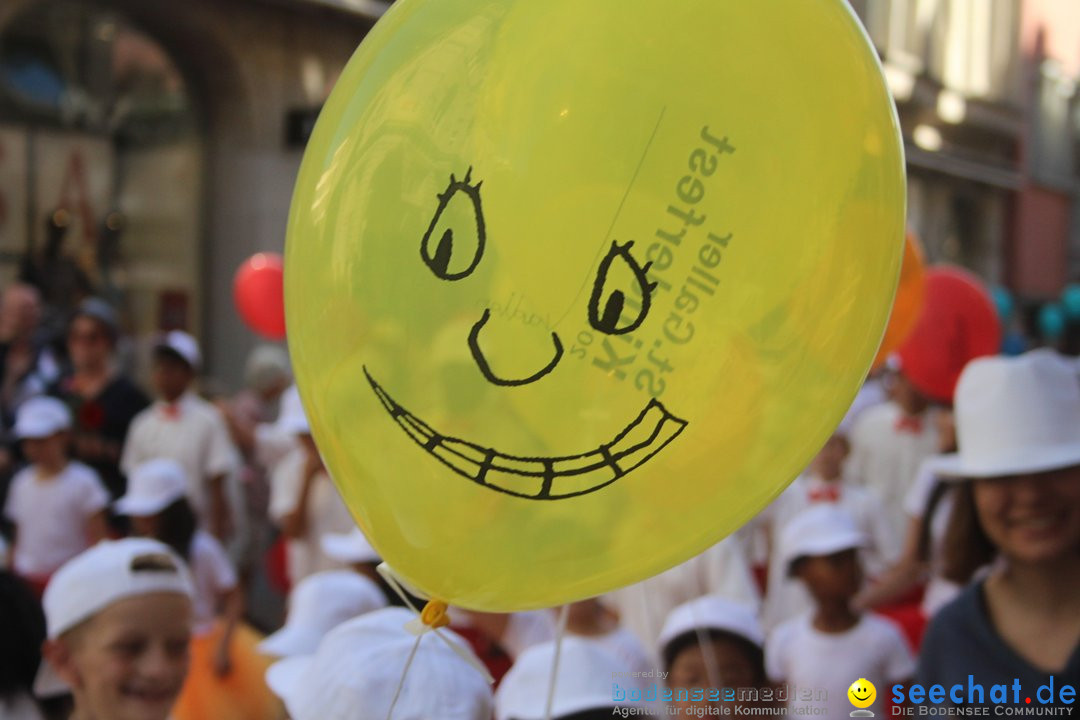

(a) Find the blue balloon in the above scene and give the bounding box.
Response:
[1039,303,1067,339]
[991,286,1014,321]
[1062,284,1080,320]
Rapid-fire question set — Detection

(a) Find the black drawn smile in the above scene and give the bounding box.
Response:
[364,367,688,500]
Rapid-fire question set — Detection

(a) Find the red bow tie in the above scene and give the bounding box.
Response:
[161,403,181,420]
[894,414,924,434]
[808,485,840,502]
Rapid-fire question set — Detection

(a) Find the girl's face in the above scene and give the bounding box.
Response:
[974,465,1080,565]
[668,636,759,712]
[47,593,192,720]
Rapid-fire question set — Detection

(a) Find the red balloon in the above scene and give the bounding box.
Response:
[233,253,286,340]
[896,266,1002,405]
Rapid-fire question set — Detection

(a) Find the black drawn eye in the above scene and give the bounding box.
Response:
[420,167,486,281]
[588,240,658,335]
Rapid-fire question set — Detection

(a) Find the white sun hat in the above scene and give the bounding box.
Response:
[14,396,72,439]
[657,595,764,658]
[258,570,386,658]
[779,504,865,576]
[266,607,492,720]
[932,350,1080,479]
[114,458,189,517]
[495,637,638,720]
[321,527,380,564]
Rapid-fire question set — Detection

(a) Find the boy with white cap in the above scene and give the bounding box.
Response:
[266,606,493,720]
[121,331,240,541]
[2,396,108,594]
[658,596,769,715]
[258,569,386,658]
[766,505,914,719]
[37,537,195,720]
[268,395,353,585]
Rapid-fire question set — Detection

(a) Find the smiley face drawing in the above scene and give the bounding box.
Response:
[848,678,877,713]
[284,0,905,609]
[363,168,688,501]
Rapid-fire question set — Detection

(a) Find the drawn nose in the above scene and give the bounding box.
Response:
[467,309,563,387]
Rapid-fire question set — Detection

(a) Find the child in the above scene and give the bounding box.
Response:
[257,569,385,658]
[37,537,195,720]
[267,606,492,720]
[3,396,108,595]
[495,637,641,720]
[761,425,898,629]
[658,595,769,717]
[916,352,1080,708]
[767,505,914,718]
[115,458,278,720]
[120,331,239,541]
[268,399,353,585]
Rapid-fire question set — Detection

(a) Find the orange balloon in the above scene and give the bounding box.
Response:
[872,231,925,369]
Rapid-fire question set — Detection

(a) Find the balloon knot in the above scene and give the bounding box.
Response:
[420,600,450,629]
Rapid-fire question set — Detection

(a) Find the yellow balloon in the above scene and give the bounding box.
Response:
[285,0,904,610]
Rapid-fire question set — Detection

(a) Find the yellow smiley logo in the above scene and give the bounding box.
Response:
[848,678,877,709]
[285,0,905,611]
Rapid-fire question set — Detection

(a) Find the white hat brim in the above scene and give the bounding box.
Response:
[931,443,1080,480]
[784,530,865,573]
[113,494,179,517]
[258,624,321,658]
[265,655,310,703]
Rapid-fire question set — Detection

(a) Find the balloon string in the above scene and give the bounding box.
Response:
[691,599,723,697]
[376,562,495,684]
[544,604,570,720]
[385,634,423,720]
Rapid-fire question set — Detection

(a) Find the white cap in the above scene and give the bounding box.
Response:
[275,384,310,435]
[779,505,865,576]
[657,596,764,657]
[14,396,71,439]
[266,607,492,720]
[34,538,195,697]
[321,527,380,564]
[114,458,189,517]
[933,350,1080,479]
[154,330,201,369]
[258,571,387,658]
[495,637,634,720]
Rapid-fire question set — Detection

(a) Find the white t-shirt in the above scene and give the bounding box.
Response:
[500,610,557,659]
[121,393,240,528]
[603,537,760,650]
[766,613,915,719]
[761,474,900,630]
[902,458,961,617]
[268,448,354,584]
[3,461,108,576]
[848,402,941,541]
[187,530,238,635]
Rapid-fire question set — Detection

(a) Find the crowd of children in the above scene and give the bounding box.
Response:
[1,284,1079,720]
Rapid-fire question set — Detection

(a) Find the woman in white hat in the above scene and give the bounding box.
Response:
[915,351,1080,706]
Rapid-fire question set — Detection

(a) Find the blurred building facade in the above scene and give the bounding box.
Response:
[851,0,1080,307]
[0,0,1077,383]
